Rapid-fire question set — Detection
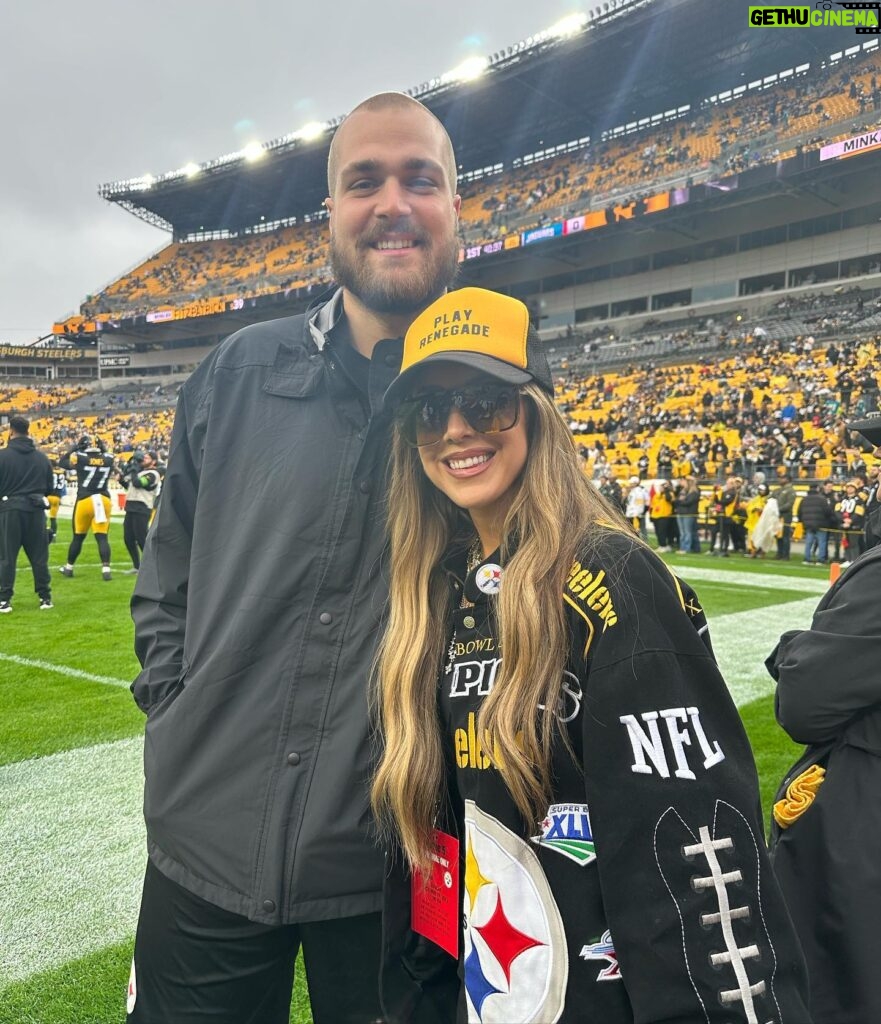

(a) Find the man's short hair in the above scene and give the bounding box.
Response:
[326,92,457,197]
[9,416,29,435]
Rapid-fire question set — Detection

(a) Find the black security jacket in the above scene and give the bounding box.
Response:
[382,530,810,1023]
[131,289,402,923]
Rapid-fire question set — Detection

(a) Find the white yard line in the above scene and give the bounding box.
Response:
[50,561,136,568]
[0,736,145,988]
[708,596,820,708]
[674,564,829,595]
[0,652,130,689]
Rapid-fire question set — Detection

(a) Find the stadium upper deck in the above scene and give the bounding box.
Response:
[51,0,881,350]
[79,48,878,313]
[97,0,862,237]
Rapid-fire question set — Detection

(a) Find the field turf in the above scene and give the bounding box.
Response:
[0,544,827,1023]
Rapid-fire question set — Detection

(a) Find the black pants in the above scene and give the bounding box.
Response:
[128,861,386,1024]
[67,530,111,565]
[123,509,150,569]
[653,517,672,547]
[0,507,50,602]
[777,517,793,559]
[719,516,733,553]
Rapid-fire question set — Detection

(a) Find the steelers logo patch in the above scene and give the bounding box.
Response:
[475,564,503,595]
[463,801,567,1022]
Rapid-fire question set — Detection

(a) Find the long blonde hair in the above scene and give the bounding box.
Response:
[371,383,627,870]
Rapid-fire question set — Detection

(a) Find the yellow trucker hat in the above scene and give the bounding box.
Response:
[383,287,554,407]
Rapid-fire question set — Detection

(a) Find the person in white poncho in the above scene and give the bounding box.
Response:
[750,487,780,557]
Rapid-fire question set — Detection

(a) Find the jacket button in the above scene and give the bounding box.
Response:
[286,752,301,766]
[359,479,371,494]
[463,615,475,629]
[319,611,332,625]
[262,899,276,913]
[384,353,398,368]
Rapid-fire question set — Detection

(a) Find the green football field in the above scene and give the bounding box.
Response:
[0,543,828,1023]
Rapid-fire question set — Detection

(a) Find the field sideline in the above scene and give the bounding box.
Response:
[0,549,824,1023]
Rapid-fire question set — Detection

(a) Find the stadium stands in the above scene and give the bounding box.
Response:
[0,384,88,414]
[555,326,880,482]
[9,312,877,489]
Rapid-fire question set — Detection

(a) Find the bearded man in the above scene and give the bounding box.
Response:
[127,93,461,1024]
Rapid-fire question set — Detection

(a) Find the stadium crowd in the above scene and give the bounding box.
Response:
[4,312,877,570]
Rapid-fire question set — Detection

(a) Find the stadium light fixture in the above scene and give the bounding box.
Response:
[441,55,489,85]
[243,142,266,163]
[183,162,200,178]
[130,174,155,191]
[294,121,326,142]
[547,13,588,37]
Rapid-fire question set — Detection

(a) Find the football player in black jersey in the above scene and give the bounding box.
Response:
[46,449,67,544]
[58,436,116,580]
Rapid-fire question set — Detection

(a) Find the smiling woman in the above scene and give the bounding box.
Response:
[371,286,812,1024]
[400,370,529,551]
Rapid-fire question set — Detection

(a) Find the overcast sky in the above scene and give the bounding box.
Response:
[1,0,584,343]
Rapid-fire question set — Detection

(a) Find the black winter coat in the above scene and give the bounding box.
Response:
[131,289,402,924]
[796,492,832,532]
[768,544,881,1024]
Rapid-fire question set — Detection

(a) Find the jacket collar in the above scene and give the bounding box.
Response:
[264,289,341,398]
[267,288,404,410]
[8,436,36,453]
[307,286,343,351]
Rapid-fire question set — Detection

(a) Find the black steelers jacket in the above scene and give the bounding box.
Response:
[380,529,810,1023]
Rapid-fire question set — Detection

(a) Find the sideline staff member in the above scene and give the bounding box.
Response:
[119,450,161,574]
[128,92,462,1024]
[0,416,53,612]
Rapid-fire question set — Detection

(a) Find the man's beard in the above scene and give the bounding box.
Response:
[330,226,460,316]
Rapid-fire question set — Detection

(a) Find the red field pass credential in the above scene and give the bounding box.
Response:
[411,829,460,958]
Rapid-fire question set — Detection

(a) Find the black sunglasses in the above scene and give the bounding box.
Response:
[395,383,522,447]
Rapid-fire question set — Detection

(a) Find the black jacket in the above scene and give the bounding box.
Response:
[673,487,700,516]
[382,531,810,1023]
[796,491,832,532]
[0,436,53,509]
[768,544,881,1024]
[131,289,402,924]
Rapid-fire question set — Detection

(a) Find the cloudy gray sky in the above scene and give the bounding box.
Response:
[1,1,581,343]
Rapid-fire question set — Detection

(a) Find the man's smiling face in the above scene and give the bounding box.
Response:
[326,105,461,317]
